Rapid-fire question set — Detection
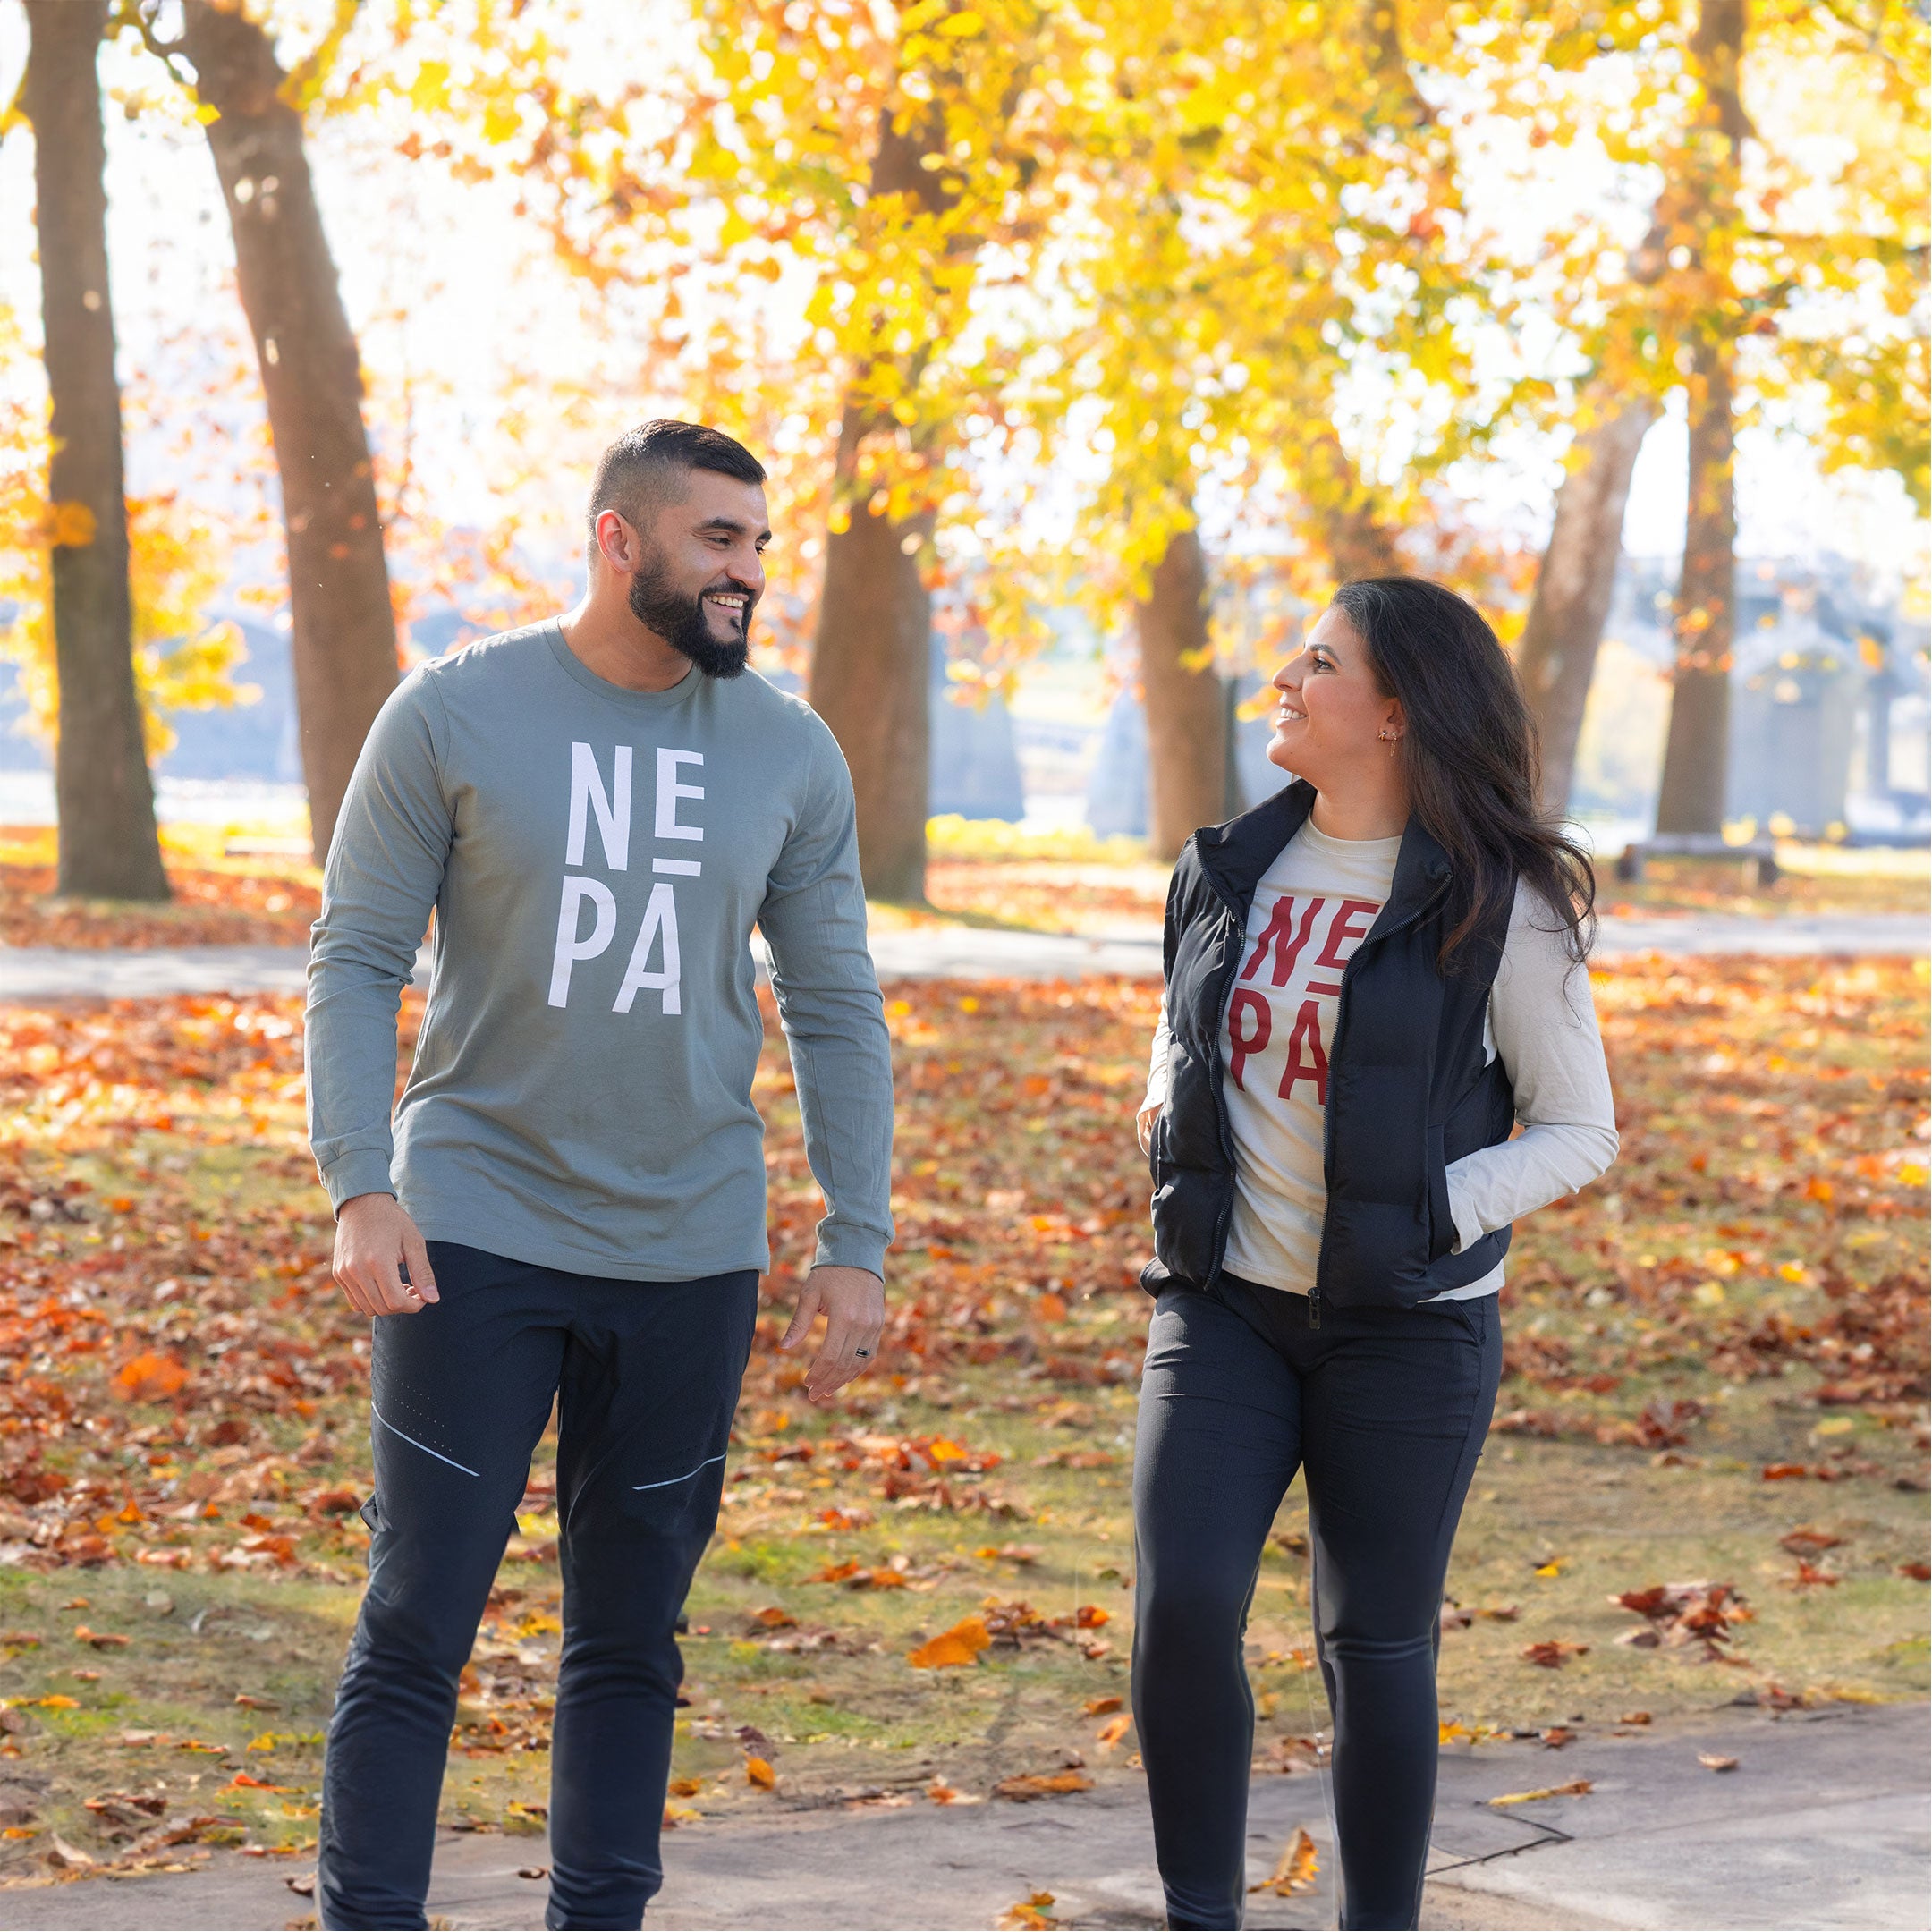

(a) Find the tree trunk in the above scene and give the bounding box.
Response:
[806,106,957,902]
[1138,528,1226,861]
[1302,430,1404,583]
[23,0,169,902]
[807,406,935,901]
[1653,0,1747,837]
[179,1,397,866]
[1654,336,1737,834]
[1517,398,1659,818]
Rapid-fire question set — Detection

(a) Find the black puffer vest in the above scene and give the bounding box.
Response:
[1143,780,1517,1317]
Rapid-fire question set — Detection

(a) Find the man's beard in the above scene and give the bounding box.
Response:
[628,555,753,680]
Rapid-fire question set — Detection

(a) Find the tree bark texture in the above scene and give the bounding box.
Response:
[1654,0,1747,836]
[807,407,936,901]
[180,0,397,866]
[1302,430,1404,583]
[23,0,170,902]
[1517,398,1659,818]
[805,106,956,902]
[1138,528,1226,862]
[1654,336,1737,834]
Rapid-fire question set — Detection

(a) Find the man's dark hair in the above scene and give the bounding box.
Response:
[587,420,766,549]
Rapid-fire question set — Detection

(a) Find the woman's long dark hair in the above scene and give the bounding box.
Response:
[1329,575,1597,971]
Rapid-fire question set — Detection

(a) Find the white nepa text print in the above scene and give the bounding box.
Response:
[547,742,702,1014]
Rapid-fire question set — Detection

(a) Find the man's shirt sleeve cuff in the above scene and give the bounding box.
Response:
[813,1225,888,1280]
[321,1149,397,1216]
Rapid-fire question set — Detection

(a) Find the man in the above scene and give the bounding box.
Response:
[305,420,894,1931]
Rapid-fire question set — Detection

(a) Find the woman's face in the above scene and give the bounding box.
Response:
[1266,604,1404,781]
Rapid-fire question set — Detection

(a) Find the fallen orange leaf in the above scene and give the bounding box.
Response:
[1095,1713,1131,1750]
[1083,1695,1123,1716]
[1520,1639,1589,1667]
[744,1757,777,1790]
[112,1352,188,1402]
[992,1771,1092,1801]
[1777,1527,1843,1555]
[996,1894,1058,1931]
[1487,1779,1593,1807]
[1248,1826,1319,1896]
[908,1616,992,1669]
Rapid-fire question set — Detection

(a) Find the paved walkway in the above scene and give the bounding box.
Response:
[0,911,1923,1004]
[0,1703,1922,1929]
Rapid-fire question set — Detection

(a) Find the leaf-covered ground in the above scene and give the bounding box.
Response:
[0,961,1926,1885]
[1594,851,1930,919]
[3,823,1924,951]
[0,828,320,951]
[913,850,1930,930]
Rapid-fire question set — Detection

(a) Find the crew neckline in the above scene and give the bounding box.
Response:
[1297,817,1405,851]
[544,619,702,711]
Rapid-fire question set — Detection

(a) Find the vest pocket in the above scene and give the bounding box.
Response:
[1426,1125,1455,1261]
[1146,1114,1173,1224]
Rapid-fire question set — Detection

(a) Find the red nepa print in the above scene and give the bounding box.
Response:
[1226,895,1380,1102]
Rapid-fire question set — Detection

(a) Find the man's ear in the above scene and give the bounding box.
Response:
[594,508,638,575]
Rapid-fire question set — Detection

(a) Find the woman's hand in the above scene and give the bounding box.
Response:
[1137,1102,1164,1157]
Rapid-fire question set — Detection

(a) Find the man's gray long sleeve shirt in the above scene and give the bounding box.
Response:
[305,620,894,1283]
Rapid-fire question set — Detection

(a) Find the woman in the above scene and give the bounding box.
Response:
[1131,576,1618,1931]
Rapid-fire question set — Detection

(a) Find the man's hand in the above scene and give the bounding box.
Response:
[1137,1101,1164,1157]
[780,1264,885,1403]
[333,1193,440,1318]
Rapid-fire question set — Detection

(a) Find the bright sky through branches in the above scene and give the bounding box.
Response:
[0,2,1921,669]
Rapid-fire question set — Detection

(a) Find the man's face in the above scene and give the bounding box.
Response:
[617,470,771,679]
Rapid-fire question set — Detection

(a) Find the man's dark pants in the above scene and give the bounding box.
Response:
[318,1242,758,1931]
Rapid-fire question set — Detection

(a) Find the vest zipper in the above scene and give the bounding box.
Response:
[1308,1285,1322,1330]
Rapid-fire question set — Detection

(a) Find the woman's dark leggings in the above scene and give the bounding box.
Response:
[1132,1274,1502,1932]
